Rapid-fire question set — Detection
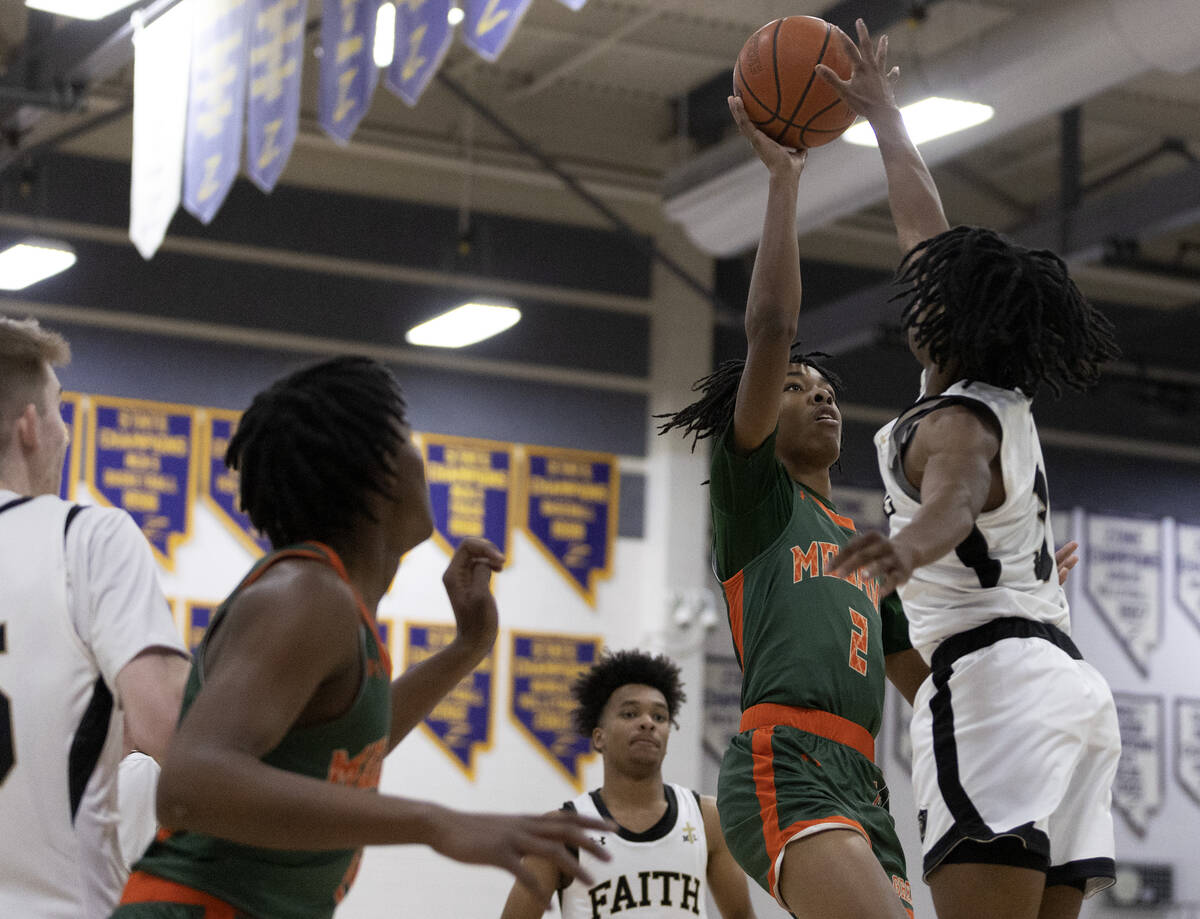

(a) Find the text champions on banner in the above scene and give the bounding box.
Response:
[422,433,512,557]
[247,0,307,192]
[58,392,84,503]
[520,445,618,607]
[319,0,378,144]
[84,395,199,571]
[405,622,494,779]
[509,631,601,790]
[198,408,271,557]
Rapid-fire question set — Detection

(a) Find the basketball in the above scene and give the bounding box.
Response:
[734,16,857,149]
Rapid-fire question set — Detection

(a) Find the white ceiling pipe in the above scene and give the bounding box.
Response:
[663,0,1200,257]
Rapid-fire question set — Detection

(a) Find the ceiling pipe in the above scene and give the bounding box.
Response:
[663,0,1200,257]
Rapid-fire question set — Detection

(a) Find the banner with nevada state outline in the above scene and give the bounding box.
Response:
[1083,514,1161,675]
[388,0,454,107]
[1177,697,1200,809]
[199,408,271,557]
[423,433,512,557]
[510,631,601,789]
[318,0,377,144]
[1113,692,1163,837]
[246,0,306,192]
[1177,523,1200,640]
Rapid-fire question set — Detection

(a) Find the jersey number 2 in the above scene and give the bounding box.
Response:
[848,608,869,675]
[0,623,12,785]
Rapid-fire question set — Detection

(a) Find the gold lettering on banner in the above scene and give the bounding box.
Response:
[476,0,509,37]
[402,25,428,81]
[251,0,302,104]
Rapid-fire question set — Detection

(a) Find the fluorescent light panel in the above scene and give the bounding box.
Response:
[842,97,994,147]
[0,240,76,291]
[406,302,521,348]
[374,3,396,68]
[26,0,139,19]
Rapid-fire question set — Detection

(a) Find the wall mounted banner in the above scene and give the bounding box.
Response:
[388,0,453,107]
[1113,693,1163,836]
[1176,523,1200,639]
[509,631,601,789]
[702,653,743,764]
[184,0,251,224]
[1084,515,1161,675]
[246,0,306,192]
[405,623,493,778]
[318,0,378,144]
[423,434,512,557]
[85,396,198,569]
[520,446,618,606]
[58,392,83,502]
[1178,698,1200,809]
[184,601,218,655]
[462,0,532,62]
[199,409,270,557]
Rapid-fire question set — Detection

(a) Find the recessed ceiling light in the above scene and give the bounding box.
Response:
[26,0,139,20]
[0,239,77,290]
[374,3,396,68]
[842,97,995,147]
[406,302,521,348]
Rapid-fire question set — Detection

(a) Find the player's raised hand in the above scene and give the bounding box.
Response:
[1055,540,1080,586]
[728,94,808,179]
[830,530,916,597]
[815,18,899,122]
[429,808,614,895]
[442,536,504,656]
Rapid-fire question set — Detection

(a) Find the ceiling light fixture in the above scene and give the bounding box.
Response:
[26,0,139,20]
[405,301,521,348]
[0,239,77,291]
[842,96,995,147]
[374,2,396,68]
[447,5,464,26]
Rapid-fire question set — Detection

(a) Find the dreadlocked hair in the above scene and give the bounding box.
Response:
[655,346,844,450]
[572,649,686,738]
[894,226,1121,397]
[226,356,409,549]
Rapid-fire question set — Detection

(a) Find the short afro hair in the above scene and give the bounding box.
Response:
[571,649,686,738]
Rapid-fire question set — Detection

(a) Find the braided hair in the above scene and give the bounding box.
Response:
[572,649,686,738]
[894,226,1120,396]
[655,346,843,450]
[226,356,409,549]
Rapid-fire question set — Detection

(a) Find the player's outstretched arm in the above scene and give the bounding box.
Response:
[728,94,808,455]
[499,839,565,919]
[387,536,504,751]
[701,795,757,919]
[817,19,948,255]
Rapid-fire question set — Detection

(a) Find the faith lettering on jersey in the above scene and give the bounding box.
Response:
[326,737,387,788]
[790,541,881,609]
[587,871,701,917]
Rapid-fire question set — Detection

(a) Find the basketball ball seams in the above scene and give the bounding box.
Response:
[771,19,784,118]
[735,59,779,123]
[778,22,833,136]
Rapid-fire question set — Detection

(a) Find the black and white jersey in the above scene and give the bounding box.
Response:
[874,381,1069,662]
[559,783,708,919]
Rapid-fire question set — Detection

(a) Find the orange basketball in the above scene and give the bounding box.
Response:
[733,16,857,149]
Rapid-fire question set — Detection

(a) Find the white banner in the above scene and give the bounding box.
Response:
[129,1,193,260]
[1084,515,1161,675]
[1177,698,1200,809]
[702,653,742,764]
[1177,523,1200,639]
[1113,693,1163,837]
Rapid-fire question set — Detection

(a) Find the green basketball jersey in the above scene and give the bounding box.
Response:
[710,425,909,736]
[135,543,392,919]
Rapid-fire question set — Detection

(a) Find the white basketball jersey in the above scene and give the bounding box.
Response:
[0,496,127,919]
[875,381,1069,662]
[560,783,709,919]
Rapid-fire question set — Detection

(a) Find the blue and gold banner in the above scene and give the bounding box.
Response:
[376,618,392,656]
[199,409,270,557]
[406,622,494,778]
[184,601,219,655]
[318,0,377,144]
[520,446,618,606]
[184,0,251,224]
[423,434,512,557]
[509,631,601,789]
[246,0,306,192]
[462,0,532,62]
[58,392,83,502]
[85,396,198,570]
[387,0,453,107]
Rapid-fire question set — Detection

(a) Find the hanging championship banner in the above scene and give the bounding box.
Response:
[199,409,270,557]
[702,653,743,764]
[1083,515,1161,675]
[891,686,913,774]
[130,0,192,259]
[318,0,377,144]
[1178,698,1200,808]
[1113,693,1163,837]
[423,434,512,557]
[184,601,219,654]
[405,622,494,778]
[246,0,306,192]
[184,0,251,224]
[1177,523,1200,639]
[510,631,601,789]
[462,0,532,62]
[387,0,453,107]
[85,396,199,570]
[520,446,618,606]
[58,392,84,502]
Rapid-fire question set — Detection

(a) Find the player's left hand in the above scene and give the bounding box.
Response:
[831,530,916,597]
[442,536,505,656]
[1055,540,1079,586]
[815,18,899,122]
